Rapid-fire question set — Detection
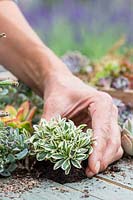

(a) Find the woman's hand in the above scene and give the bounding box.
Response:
[43,73,123,177]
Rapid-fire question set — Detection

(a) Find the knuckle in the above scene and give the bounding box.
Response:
[97,92,113,104]
[102,124,112,134]
[107,139,121,153]
[100,92,113,101]
[108,139,117,147]
[108,139,123,156]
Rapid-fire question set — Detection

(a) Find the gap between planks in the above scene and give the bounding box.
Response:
[95,175,133,191]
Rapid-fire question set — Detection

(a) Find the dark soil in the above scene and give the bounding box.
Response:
[32,160,87,184]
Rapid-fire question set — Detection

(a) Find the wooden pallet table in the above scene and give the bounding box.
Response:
[0,158,132,200]
[0,70,133,199]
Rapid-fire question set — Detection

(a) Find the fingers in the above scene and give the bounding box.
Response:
[86,129,108,176]
[86,92,123,177]
[86,146,123,177]
[88,92,113,130]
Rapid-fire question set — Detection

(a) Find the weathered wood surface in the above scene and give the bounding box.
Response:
[65,158,133,200]
[0,178,98,200]
[97,158,133,189]
[0,159,133,200]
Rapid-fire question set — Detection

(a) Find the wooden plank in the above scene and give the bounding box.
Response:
[0,179,98,200]
[0,160,132,200]
[65,175,133,200]
[65,158,133,200]
[97,158,133,189]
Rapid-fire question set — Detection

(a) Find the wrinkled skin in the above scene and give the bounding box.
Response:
[43,74,123,177]
[0,1,123,178]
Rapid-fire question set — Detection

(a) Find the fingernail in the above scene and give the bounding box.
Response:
[94,161,100,173]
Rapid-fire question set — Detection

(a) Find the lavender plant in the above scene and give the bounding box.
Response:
[30,117,94,175]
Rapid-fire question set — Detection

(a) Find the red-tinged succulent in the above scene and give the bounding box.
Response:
[0,101,36,132]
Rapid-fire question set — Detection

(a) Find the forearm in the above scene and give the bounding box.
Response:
[0,1,71,96]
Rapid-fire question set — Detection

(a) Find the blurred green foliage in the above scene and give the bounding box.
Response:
[45,20,128,60]
[20,0,132,60]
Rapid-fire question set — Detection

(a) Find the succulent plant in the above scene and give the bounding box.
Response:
[0,79,18,115]
[0,80,37,132]
[122,118,133,156]
[30,116,94,175]
[62,51,92,74]
[93,62,121,86]
[96,77,112,88]
[113,98,133,124]
[0,79,18,97]
[0,79,31,176]
[111,76,129,90]
[0,81,43,124]
[0,101,36,132]
[0,124,30,176]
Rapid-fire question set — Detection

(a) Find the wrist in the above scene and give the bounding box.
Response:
[27,45,73,97]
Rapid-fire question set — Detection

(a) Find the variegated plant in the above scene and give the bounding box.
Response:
[30,117,94,175]
[122,118,133,156]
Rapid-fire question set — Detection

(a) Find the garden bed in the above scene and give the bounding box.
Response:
[0,43,133,199]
